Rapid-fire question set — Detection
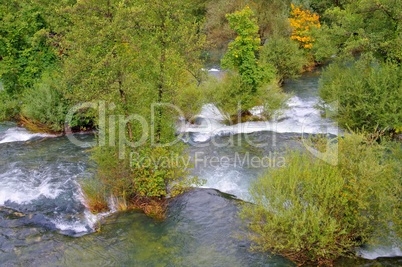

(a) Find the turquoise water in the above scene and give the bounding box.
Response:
[0,71,401,266]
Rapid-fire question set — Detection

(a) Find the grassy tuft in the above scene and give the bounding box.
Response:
[80,178,109,214]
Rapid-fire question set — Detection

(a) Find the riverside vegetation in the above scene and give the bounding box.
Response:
[241,133,402,266]
[0,0,401,266]
[238,1,402,266]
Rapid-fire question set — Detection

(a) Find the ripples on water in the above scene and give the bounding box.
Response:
[0,71,401,266]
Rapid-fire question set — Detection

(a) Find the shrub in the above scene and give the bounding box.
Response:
[319,58,402,132]
[240,133,401,266]
[208,6,290,118]
[130,145,193,198]
[80,178,109,213]
[175,83,205,121]
[260,35,309,83]
[219,5,281,116]
[0,90,19,121]
[20,71,68,132]
[260,81,290,119]
[90,145,133,202]
[202,72,288,120]
[289,4,321,50]
[203,73,255,115]
[83,141,202,219]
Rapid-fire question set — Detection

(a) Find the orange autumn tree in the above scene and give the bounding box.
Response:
[289,4,320,49]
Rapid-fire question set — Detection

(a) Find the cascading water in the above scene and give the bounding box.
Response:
[0,126,97,237]
[0,70,400,266]
[0,126,53,144]
[179,69,339,201]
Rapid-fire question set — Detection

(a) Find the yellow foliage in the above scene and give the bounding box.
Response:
[289,4,320,50]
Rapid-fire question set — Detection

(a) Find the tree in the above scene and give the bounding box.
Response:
[63,0,205,216]
[20,68,68,133]
[289,4,321,50]
[309,0,351,15]
[0,0,74,123]
[221,6,262,88]
[312,1,402,133]
[0,1,53,93]
[204,0,293,64]
[313,0,402,62]
[220,6,274,112]
[260,35,309,83]
[0,0,58,118]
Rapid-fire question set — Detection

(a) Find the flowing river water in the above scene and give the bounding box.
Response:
[1,70,401,266]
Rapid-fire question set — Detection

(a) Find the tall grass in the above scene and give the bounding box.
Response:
[80,178,109,213]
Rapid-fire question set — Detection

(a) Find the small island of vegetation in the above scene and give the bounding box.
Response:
[0,0,401,266]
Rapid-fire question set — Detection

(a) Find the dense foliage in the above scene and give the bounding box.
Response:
[241,134,402,266]
[204,0,292,63]
[1,1,401,262]
[319,57,402,132]
[218,6,285,115]
[260,35,308,83]
[313,0,402,133]
[221,6,265,91]
[289,4,321,50]
[317,0,402,62]
[0,0,313,125]
[0,0,70,122]
[62,0,207,216]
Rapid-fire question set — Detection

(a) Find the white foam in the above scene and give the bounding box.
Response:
[52,218,90,233]
[208,68,220,72]
[195,164,252,201]
[198,103,225,120]
[72,180,115,234]
[250,106,264,116]
[181,97,339,142]
[51,208,112,235]
[358,245,402,259]
[0,168,62,205]
[0,127,54,144]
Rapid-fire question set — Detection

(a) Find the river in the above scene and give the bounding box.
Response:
[0,70,401,266]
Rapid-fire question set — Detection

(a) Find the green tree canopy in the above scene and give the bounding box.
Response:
[61,0,206,215]
[313,0,402,62]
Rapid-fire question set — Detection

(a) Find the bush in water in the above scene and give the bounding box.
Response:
[80,178,109,214]
[201,72,288,121]
[240,133,401,266]
[82,141,202,219]
[319,57,402,133]
[260,35,309,84]
[175,82,205,122]
[20,70,69,133]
